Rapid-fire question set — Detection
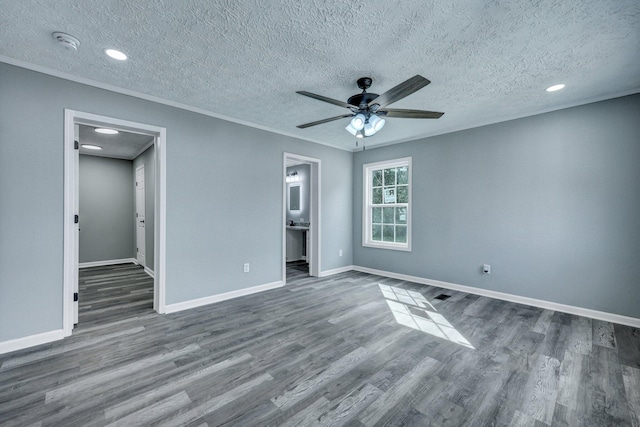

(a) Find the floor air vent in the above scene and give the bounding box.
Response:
[434,294,451,301]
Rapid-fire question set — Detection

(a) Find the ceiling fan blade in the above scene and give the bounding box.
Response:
[297,114,354,129]
[296,91,353,109]
[369,75,431,109]
[379,108,444,119]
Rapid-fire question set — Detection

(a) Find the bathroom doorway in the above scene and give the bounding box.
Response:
[283,153,320,284]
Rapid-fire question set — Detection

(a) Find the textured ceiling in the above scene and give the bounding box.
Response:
[1,0,639,151]
[78,125,154,160]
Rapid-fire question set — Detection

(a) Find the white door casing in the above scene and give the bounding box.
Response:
[136,165,146,267]
[64,110,168,338]
[73,124,80,326]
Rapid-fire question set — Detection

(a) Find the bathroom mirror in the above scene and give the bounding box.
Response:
[289,185,300,211]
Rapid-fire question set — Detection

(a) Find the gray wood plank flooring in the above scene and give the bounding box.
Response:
[78,264,154,327]
[1,264,639,426]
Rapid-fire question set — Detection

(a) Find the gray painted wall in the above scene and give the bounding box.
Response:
[0,62,353,342]
[353,94,640,319]
[79,155,134,263]
[4,56,634,346]
[133,145,155,270]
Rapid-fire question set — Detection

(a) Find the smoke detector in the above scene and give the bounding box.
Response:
[52,32,80,51]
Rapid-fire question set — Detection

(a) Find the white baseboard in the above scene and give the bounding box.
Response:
[164,281,284,314]
[354,266,640,328]
[319,265,355,277]
[79,258,137,268]
[144,267,155,278]
[0,329,65,356]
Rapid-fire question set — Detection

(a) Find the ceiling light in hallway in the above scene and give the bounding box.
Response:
[546,84,565,92]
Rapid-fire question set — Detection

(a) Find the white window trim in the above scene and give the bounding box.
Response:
[362,157,412,251]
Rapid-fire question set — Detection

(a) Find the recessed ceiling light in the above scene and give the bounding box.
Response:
[95,128,119,135]
[82,144,102,150]
[105,49,127,61]
[546,84,565,92]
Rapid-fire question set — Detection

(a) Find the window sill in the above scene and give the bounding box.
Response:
[362,241,411,252]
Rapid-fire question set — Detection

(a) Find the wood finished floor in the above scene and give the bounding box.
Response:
[1,264,639,426]
[78,263,154,327]
[286,260,310,282]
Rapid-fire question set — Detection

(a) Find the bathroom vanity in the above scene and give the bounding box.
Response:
[286,224,309,261]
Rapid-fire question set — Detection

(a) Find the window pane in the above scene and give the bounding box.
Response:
[372,224,382,241]
[383,225,395,241]
[383,187,396,204]
[384,168,396,186]
[383,207,395,224]
[372,187,382,204]
[395,207,407,224]
[364,158,411,250]
[397,185,408,203]
[397,166,408,185]
[372,207,382,223]
[372,170,383,187]
[396,225,407,243]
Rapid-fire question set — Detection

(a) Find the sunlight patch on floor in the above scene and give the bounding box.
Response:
[378,284,474,349]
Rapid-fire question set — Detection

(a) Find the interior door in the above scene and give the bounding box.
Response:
[136,165,146,267]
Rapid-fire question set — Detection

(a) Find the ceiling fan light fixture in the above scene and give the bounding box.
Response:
[364,114,385,136]
[297,75,442,139]
[345,122,359,136]
[350,114,366,130]
[364,122,375,137]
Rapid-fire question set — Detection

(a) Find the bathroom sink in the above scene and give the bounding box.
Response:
[286,224,309,230]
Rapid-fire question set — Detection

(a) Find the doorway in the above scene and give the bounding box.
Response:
[135,164,146,266]
[283,153,321,284]
[63,110,167,337]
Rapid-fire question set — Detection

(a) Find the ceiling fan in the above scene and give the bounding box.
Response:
[296,75,444,138]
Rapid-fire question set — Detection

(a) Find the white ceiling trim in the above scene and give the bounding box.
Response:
[2,54,638,153]
[2,1,638,151]
[0,55,341,151]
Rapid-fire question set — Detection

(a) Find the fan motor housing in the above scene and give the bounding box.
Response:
[348,92,379,108]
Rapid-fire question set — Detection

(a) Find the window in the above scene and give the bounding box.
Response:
[363,157,411,251]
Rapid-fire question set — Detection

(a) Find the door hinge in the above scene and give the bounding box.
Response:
[74,292,78,302]
[74,140,79,150]
[74,214,79,224]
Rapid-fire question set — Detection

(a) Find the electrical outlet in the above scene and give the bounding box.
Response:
[482,264,491,275]
[243,263,250,273]
[339,249,343,257]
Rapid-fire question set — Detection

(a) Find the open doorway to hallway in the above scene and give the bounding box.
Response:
[77,125,156,327]
[63,110,167,337]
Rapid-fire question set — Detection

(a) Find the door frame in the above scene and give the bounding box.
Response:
[282,153,321,283]
[135,164,146,267]
[63,110,167,336]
